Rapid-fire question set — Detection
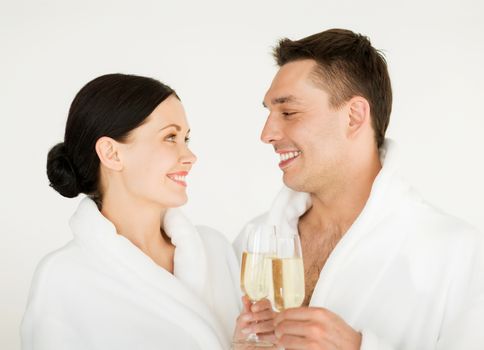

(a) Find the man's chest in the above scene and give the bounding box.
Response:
[300,228,343,306]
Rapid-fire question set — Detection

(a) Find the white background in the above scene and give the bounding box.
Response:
[1,0,483,348]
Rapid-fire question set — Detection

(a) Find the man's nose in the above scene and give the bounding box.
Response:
[260,115,282,144]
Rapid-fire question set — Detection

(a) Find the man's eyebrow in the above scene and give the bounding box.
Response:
[159,124,181,132]
[262,95,300,108]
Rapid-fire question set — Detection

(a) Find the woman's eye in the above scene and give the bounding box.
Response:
[165,134,177,142]
[164,133,190,144]
[282,111,297,117]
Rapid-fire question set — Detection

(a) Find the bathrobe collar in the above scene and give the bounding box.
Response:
[265,138,408,235]
[69,198,227,348]
[264,139,412,305]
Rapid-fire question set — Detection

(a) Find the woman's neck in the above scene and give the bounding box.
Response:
[100,192,175,273]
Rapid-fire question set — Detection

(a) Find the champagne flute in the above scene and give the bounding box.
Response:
[272,233,305,312]
[235,224,275,348]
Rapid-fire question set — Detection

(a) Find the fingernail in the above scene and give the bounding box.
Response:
[241,314,252,322]
[241,328,251,334]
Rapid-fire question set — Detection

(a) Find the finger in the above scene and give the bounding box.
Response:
[251,319,276,334]
[251,298,272,312]
[251,308,275,322]
[232,344,260,350]
[236,312,254,328]
[257,332,277,345]
[241,295,252,313]
[276,334,315,350]
[275,320,324,339]
[275,307,330,325]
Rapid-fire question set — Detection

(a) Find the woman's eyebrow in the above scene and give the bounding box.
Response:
[159,124,181,132]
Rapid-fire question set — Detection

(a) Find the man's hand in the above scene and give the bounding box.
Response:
[234,296,276,344]
[274,307,361,350]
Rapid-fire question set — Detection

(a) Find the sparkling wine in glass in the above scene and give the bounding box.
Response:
[272,233,305,311]
[236,224,275,348]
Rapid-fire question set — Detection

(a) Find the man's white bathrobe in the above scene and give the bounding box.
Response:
[22,198,240,350]
[234,140,484,349]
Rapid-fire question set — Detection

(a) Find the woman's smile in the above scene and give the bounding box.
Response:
[167,171,188,187]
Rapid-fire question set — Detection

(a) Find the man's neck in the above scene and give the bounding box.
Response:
[301,153,382,236]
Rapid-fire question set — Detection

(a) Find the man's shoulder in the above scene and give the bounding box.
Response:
[406,190,477,230]
[395,191,482,250]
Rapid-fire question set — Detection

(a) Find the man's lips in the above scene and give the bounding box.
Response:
[166,171,188,187]
[276,150,301,169]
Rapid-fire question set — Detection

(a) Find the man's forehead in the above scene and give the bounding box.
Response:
[263,61,319,106]
[276,60,317,82]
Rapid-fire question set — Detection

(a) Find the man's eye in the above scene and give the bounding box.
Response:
[282,111,297,117]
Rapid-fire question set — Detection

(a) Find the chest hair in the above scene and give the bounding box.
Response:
[299,223,344,306]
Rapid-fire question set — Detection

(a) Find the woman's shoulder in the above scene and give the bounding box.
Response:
[29,241,86,294]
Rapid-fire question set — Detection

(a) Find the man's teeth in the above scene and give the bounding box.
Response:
[280,151,300,162]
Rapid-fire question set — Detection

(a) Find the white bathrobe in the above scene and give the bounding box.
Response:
[22,197,240,350]
[234,139,484,350]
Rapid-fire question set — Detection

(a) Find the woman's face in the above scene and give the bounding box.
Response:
[117,95,197,209]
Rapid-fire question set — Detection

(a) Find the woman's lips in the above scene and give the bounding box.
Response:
[167,171,188,187]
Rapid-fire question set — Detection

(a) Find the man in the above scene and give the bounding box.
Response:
[234,29,484,349]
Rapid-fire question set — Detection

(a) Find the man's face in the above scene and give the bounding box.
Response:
[261,59,350,194]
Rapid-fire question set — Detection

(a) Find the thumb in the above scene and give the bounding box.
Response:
[241,295,252,313]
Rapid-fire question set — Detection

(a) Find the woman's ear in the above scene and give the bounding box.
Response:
[347,96,371,139]
[95,137,123,171]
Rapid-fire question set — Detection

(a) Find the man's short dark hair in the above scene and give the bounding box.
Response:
[273,28,392,148]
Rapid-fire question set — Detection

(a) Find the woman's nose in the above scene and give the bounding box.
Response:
[181,147,197,165]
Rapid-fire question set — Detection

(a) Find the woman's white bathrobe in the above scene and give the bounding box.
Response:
[234,140,484,349]
[22,198,240,350]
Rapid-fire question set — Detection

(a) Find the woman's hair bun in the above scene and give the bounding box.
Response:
[46,142,81,198]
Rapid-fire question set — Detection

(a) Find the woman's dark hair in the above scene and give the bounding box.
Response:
[47,73,177,199]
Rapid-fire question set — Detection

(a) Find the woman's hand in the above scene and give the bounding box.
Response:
[234,295,277,344]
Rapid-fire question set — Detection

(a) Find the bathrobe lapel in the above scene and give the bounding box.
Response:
[69,198,228,350]
[264,140,412,321]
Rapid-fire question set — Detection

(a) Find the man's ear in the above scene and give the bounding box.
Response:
[347,96,371,138]
[95,137,123,171]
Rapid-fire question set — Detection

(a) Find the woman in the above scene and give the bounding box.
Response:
[21,74,241,350]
